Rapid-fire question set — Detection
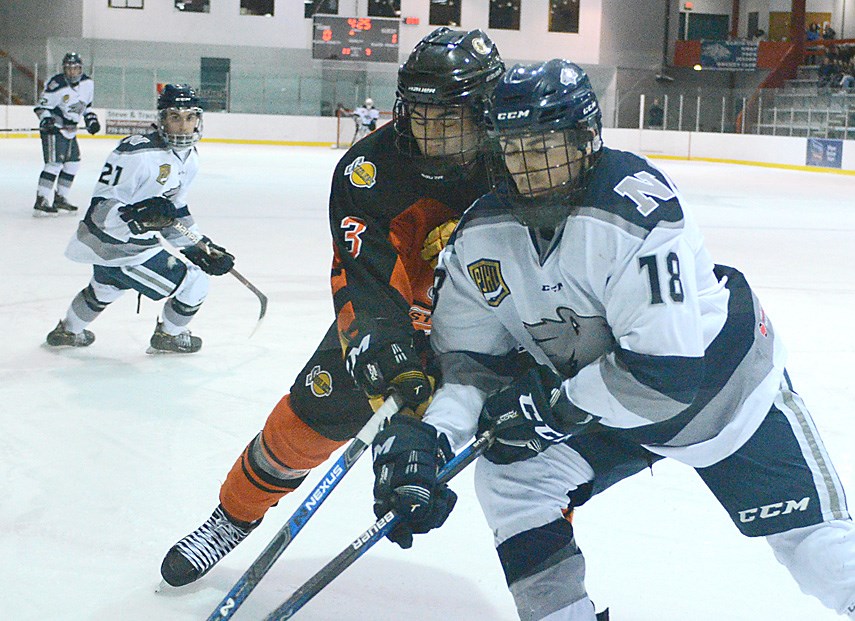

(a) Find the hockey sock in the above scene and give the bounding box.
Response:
[37,164,62,199]
[56,163,79,197]
[498,518,592,621]
[219,394,346,524]
[66,284,119,333]
[161,298,201,334]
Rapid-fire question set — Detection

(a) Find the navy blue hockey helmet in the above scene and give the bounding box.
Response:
[486,59,603,214]
[156,84,203,149]
[62,52,83,84]
[394,27,504,180]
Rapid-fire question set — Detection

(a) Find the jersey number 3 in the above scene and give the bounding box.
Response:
[341,216,366,258]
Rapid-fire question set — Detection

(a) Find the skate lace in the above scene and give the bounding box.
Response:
[174,331,192,348]
[174,508,249,573]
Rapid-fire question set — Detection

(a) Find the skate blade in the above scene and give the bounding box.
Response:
[146,346,173,355]
[145,346,197,355]
[32,210,59,218]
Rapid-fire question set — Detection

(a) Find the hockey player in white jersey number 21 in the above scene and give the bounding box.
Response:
[45,84,235,354]
[370,59,855,620]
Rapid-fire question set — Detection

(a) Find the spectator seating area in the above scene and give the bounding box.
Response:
[754,44,855,139]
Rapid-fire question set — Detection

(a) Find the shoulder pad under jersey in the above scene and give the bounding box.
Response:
[580,147,684,235]
[115,132,163,153]
[44,75,67,92]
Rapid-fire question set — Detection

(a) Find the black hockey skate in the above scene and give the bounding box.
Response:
[33,196,58,217]
[147,321,202,354]
[53,194,78,213]
[161,505,259,587]
[45,320,94,347]
[596,609,610,621]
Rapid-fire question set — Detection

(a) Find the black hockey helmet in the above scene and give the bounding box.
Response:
[486,59,603,223]
[157,83,201,110]
[394,27,504,180]
[156,84,203,149]
[62,52,83,84]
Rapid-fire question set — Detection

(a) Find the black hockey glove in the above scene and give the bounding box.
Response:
[39,116,58,134]
[344,323,434,412]
[118,197,178,235]
[372,413,457,549]
[84,112,100,135]
[181,237,235,276]
[478,365,600,465]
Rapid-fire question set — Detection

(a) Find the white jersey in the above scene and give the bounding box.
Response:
[65,131,202,267]
[426,147,787,468]
[34,73,95,139]
[353,105,380,128]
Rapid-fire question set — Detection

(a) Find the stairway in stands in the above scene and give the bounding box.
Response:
[754,63,855,139]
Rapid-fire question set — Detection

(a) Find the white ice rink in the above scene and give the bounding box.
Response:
[1,135,853,621]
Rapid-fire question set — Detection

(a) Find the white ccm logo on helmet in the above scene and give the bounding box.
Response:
[496,109,530,120]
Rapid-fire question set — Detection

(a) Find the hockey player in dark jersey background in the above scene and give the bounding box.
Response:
[44,84,235,354]
[159,27,506,587]
[370,59,855,620]
[32,52,100,216]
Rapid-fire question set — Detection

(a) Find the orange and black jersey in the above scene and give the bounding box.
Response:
[329,122,490,345]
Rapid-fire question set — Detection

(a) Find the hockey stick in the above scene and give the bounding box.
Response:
[205,393,404,621]
[262,427,496,621]
[170,220,268,331]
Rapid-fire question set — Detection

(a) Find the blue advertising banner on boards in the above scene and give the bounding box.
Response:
[806,138,843,169]
[700,41,759,70]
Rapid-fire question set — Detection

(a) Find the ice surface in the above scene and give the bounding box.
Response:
[1,136,852,620]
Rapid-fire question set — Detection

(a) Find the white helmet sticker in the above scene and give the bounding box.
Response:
[560,66,580,86]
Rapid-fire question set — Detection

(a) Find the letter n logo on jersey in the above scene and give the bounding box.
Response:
[156,164,171,185]
[345,156,377,188]
[468,259,510,307]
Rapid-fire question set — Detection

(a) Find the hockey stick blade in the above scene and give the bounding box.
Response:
[262,428,495,621]
[205,394,403,621]
[170,220,268,331]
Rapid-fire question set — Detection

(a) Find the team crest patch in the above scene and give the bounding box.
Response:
[156,164,171,185]
[471,36,491,56]
[306,365,333,398]
[467,259,510,307]
[345,156,377,188]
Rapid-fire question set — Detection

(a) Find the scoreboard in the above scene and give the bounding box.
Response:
[312,16,400,63]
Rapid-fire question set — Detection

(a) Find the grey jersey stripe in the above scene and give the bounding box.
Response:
[577,205,683,240]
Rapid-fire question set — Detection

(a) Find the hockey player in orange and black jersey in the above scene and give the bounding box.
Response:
[159,27,506,588]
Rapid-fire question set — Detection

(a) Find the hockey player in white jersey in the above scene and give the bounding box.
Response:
[351,97,380,145]
[45,84,235,354]
[32,52,100,216]
[370,59,855,620]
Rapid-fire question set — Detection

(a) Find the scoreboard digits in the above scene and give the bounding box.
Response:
[312,16,400,63]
